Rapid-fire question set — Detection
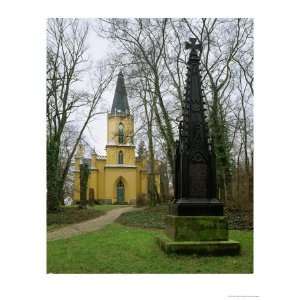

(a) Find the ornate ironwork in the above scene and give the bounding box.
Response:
[171,38,223,216]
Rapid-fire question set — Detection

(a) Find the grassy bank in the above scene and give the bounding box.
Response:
[47,223,253,274]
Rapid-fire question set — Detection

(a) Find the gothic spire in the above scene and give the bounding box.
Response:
[171,37,221,217]
[111,71,130,115]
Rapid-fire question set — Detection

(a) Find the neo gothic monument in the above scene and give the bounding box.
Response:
[171,37,223,216]
[158,38,240,255]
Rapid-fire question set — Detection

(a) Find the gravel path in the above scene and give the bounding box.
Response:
[47,206,142,241]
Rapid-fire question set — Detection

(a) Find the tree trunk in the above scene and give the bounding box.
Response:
[147,127,157,207]
[47,138,61,211]
[79,163,90,209]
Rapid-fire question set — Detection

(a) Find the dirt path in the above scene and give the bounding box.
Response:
[48,206,142,241]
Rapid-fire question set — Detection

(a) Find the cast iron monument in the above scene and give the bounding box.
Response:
[171,37,223,216]
[157,38,240,255]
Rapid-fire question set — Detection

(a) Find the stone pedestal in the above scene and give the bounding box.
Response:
[170,198,224,216]
[157,215,240,255]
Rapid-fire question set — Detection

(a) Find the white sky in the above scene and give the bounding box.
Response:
[83,22,114,155]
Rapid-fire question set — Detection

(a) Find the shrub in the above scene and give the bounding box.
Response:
[136,193,147,207]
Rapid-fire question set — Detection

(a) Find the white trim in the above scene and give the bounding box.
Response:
[105,164,136,168]
[106,144,135,148]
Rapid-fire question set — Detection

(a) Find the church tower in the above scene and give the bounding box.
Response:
[104,71,138,204]
[73,71,160,205]
[106,72,135,166]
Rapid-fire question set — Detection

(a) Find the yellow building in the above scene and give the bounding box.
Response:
[73,72,160,204]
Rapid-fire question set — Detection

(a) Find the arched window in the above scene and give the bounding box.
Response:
[119,123,125,144]
[118,151,124,164]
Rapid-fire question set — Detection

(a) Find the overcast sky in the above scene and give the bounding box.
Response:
[83,22,115,155]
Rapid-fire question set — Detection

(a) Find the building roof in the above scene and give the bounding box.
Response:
[111,71,130,115]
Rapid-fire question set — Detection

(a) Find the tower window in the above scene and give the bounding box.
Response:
[119,123,125,144]
[118,151,124,164]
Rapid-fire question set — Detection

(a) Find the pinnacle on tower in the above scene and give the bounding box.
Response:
[111,71,130,115]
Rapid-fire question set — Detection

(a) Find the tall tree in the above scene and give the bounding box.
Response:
[47,18,113,211]
[137,140,147,159]
[96,18,176,182]
[79,160,90,209]
[129,67,159,206]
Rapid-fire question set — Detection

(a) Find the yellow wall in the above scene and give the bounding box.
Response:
[106,146,135,165]
[104,167,137,204]
[73,159,159,204]
[94,158,106,199]
[107,114,134,145]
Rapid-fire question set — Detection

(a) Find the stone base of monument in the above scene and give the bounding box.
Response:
[170,198,224,216]
[157,215,240,255]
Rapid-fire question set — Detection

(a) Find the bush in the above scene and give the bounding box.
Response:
[136,193,147,207]
[116,205,168,229]
[47,206,104,226]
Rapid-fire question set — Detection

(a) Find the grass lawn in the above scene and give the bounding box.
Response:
[47,223,253,274]
[116,205,167,229]
[92,204,127,213]
[47,205,127,231]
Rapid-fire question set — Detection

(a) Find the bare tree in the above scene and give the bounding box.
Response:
[47,18,113,211]
[125,62,160,205]
[94,18,253,208]
[95,18,176,183]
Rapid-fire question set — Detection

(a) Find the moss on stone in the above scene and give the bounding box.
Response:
[157,235,240,256]
[165,215,228,241]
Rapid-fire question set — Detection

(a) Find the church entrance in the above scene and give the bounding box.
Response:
[116,180,125,203]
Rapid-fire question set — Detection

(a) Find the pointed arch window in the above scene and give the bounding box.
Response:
[118,150,124,164]
[119,123,125,144]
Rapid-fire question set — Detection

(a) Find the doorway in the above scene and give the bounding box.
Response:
[116,180,125,203]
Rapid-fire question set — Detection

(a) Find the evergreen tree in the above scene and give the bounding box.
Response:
[137,140,147,159]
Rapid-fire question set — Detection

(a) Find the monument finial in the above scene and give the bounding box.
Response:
[185,37,202,52]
